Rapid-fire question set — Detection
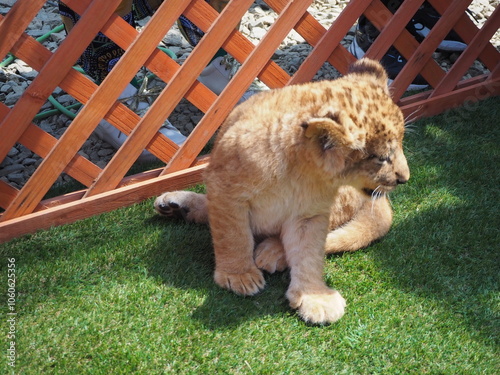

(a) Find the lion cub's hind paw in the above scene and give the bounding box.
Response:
[255,237,288,274]
[154,197,190,221]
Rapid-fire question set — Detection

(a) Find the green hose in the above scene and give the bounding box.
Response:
[1,24,177,119]
[47,95,78,119]
[0,24,64,67]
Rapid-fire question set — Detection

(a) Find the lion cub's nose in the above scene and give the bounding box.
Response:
[397,178,408,185]
[396,171,409,185]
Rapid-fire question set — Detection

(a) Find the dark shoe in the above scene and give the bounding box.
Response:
[407,2,467,52]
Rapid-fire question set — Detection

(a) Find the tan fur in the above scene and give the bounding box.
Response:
[154,58,410,324]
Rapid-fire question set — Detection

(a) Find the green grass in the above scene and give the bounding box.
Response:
[1,97,499,374]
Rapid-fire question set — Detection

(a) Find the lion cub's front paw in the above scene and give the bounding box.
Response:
[287,289,346,324]
[214,267,265,296]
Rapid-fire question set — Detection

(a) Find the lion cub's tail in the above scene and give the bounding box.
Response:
[325,196,393,254]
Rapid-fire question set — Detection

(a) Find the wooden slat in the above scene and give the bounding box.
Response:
[267,0,356,75]
[0,181,19,211]
[0,164,207,243]
[64,0,216,112]
[364,0,446,91]
[0,0,46,59]
[83,0,255,197]
[0,0,124,163]
[288,0,370,85]
[430,0,499,71]
[2,14,178,164]
[391,0,475,100]
[430,5,500,98]
[183,0,290,89]
[488,62,500,82]
[163,0,315,174]
[0,0,189,221]
[364,0,425,60]
[401,75,500,121]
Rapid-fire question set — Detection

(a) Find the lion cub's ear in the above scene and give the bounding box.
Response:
[348,58,389,93]
[301,112,365,150]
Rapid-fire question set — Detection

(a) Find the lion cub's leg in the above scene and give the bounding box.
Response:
[283,215,346,324]
[208,196,265,296]
[154,191,208,224]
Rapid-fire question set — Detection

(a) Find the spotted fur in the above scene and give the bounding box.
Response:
[155,58,410,324]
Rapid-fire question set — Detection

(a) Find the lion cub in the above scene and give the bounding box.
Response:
[155,58,409,324]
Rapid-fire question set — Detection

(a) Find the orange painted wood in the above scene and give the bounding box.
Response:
[0,0,123,163]
[430,5,500,98]
[184,0,290,89]
[64,0,217,113]
[0,164,207,243]
[163,0,316,174]
[364,0,446,91]
[266,0,356,75]
[430,0,499,71]
[3,16,178,163]
[0,0,188,221]
[289,0,370,85]
[0,103,100,188]
[0,181,19,211]
[401,75,500,121]
[84,0,255,197]
[391,0,474,100]
[364,0,425,60]
[398,73,492,107]
[0,0,45,59]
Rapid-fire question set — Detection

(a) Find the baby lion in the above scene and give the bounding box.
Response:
[155,58,409,324]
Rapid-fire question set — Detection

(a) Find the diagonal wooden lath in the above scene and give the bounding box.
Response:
[83,0,256,198]
[430,5,500,98]
[0,0,190,221]
[288,0,371,85]
[0,0,498,242]
[391,0,475,100]
[162,0,316,175]
[0,0,124,163]
[0,0,46,59]
[2,15,178,164]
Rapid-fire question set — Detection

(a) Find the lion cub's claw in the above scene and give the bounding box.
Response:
[214,267,265,296]
[287,289,346,324]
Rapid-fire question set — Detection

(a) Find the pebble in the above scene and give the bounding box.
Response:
[0,0,498,189]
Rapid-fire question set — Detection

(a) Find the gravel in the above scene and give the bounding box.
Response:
[0,0,498,189]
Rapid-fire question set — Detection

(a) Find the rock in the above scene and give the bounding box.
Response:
[0,164,24,177]
[7,147,19,157]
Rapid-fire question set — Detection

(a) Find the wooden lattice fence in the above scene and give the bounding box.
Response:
[0,0,499,242]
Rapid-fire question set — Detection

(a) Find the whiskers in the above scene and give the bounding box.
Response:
[403,106,423,135]
[370,185,387,214]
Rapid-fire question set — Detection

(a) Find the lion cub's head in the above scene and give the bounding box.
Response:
[301,58,410,197]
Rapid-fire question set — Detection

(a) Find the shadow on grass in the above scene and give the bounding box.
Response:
[145,97,499,332]
[371,96,499,345]
[145,215,293,329]
[2,98,497,340]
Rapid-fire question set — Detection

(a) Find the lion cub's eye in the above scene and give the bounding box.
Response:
[368,154,390,163]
